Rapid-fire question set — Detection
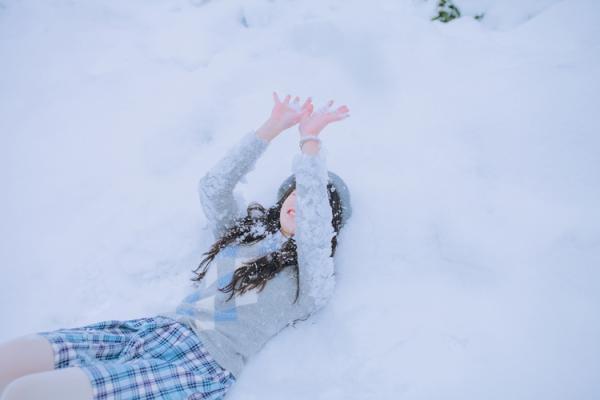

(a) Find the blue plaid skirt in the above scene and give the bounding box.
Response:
[37,315,236,400]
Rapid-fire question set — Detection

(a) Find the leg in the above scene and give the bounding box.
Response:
[1,367,93,400]
[0,334,54,395]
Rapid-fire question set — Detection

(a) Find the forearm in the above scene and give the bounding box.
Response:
[292,148,335,310]
[300,140,320,155]
[255,118,283,143]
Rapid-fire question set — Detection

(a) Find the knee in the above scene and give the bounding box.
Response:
[0,335,54,388]
[0,334,53,364]
[1,369,93,400]
[1,375,37,400]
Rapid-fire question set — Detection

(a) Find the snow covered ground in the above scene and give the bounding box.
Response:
[1,0,599,398]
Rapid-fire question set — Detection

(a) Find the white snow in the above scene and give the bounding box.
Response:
[1,0,599,399]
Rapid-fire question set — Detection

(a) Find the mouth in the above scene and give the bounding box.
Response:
[287,209,295,216]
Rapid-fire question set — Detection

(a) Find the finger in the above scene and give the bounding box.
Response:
[336,105,349,114]
[330,112,350,122]
[284,94,291,104]
[273,91,281,104]
[300,106,312,121]
[301,97,312,109]
[324,112,338,122]
[318,99,334,113]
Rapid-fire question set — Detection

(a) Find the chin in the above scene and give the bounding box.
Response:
[288,226,296,236]
[281,220,295,237]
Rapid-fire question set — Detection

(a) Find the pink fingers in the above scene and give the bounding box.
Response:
[302,97,312,109]
[273,91,281,104]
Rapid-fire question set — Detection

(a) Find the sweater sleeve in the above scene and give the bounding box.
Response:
[292,150,336,311]
[198,130,270,238]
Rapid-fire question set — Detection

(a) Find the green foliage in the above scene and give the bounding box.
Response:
[431,0,461,23]
[474,13,485,21]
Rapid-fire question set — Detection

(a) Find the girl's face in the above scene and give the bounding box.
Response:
[279,189,296,237]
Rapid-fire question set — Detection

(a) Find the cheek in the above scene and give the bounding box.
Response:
[279,207,295,229]
[279,208,286,223]
[280,193,297,227]
[279,210,295,234]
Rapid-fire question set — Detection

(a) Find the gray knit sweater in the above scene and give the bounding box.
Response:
[159,130,336,379]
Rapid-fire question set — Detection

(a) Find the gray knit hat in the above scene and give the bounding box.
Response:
[277,171,352,228]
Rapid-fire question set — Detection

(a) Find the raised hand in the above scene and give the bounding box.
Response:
[271,92,313,131]
[256,92,313,142]
[299,99,350,137]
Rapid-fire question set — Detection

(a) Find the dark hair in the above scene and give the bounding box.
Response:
[191,179,344,304]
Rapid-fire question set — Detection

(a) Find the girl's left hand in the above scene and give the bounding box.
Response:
[299,99,350,137]
[256,92,313,142]
[298,99,350,155]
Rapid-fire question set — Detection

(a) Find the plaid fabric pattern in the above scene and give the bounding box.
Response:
[37,315,236,400]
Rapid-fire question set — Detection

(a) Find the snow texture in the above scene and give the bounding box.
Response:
[1,0,600,399]
[198,130,269,238]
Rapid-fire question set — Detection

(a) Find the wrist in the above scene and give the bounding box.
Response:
[256,119,282,142]
[300,137,321,155]
[299,128,321,136]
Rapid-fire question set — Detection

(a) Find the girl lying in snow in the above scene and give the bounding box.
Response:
[0,92,352,400]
